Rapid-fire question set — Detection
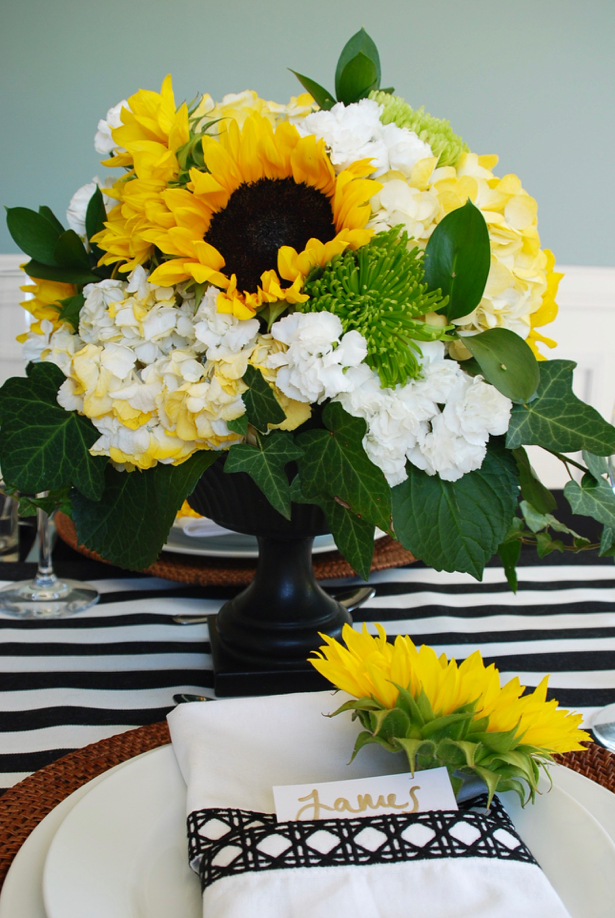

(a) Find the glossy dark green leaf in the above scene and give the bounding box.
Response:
[242,365,286,432]
[54,229,91,271]
[224,431,304,519]
[288,70,335,110]
[424,199,491,321]
[497,538,521,592]
[71,450,219,570]
[85,186,107,241]
[297,401,392,534]
[38,206,65,234]
[57,293,85,331]
[335,28,381,98]
[462,328,540,401]
[336,53,379,104]
[512,446,556,513]
[506,360,615,455]
[391,441,519,579]
[6,206,62,264]
[0,362,106,500]
[21,258,100,286]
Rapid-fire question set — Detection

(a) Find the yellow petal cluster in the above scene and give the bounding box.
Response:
[17,275,76,341]
[311,623,590,754]
[370,152,561,356]
[193,90,315,132]
[93,76,190,272]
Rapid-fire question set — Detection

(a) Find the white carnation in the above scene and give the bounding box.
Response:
[94,100,130,156]
[300,99,432,177]
[267,312,367,403]
[66,177,115,238]
[443,376,512,445]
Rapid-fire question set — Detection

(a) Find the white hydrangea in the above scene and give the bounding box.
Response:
[22,320,84,374]
[266,312,367,404]
[94,100,130,156]
[300,99,432,177]
[194,286,260,360]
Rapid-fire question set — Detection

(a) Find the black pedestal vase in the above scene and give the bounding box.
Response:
[187,457,352,696]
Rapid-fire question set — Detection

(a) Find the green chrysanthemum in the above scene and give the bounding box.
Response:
[301,228,450,389]
[370,91,469,168]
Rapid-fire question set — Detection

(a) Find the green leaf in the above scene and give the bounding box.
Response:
[536,532,564,557]
[497,537,521,592]
[424,199,491,321]
[57,293,85,331]
[6,206,62,264]
[512,446,556,513]
[296,401,392,534]
[227,414,248,437]
[583,451,609,481]
[506,360,615,455]
[85,186,107,241]
[520,499,582,537]
[288,70,336,110]
[54,229,92,271]
[564,473,615,530]
[71,450,219,569]
[391,440,519,579]
[462,328,540,401]
[223,431,303,519]
[336,53,379,104]
[241,365,286,432]
[335,28,381,99]
[38,206,65,234]
[394,737,430,774]
[18,488,71,518]
[0,362,106,500]
[317,493,375,579]
[21,258,100,286]
[599,525,615,557]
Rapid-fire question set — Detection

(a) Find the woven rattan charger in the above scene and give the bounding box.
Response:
[55,512,415,586]
[0,721,614,892]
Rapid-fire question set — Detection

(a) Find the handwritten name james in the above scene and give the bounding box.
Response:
[294,785,421,821]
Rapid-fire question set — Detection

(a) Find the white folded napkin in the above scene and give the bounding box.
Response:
[177,517,234,539]
[168,691,571,918]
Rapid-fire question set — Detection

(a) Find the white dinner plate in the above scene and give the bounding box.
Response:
[39,745,615,918]
[163,526,387,559]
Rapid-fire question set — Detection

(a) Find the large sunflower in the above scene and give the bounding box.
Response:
[145,114,380,319]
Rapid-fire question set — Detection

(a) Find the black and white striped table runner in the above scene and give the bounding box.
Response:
[2,555,615,790]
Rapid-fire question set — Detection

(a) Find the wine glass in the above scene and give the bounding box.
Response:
[0,496,99,618]
[589,443,615,751]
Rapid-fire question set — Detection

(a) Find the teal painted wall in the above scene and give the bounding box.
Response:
[1,0,613,265]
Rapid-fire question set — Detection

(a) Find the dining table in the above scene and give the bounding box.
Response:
[1,494,615,916]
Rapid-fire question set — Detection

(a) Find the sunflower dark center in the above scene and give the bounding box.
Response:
[204,177,336,294]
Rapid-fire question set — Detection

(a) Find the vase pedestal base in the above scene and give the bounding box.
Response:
[207,615,332,697]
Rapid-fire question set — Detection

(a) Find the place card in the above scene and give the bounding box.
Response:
[273,767,458,822]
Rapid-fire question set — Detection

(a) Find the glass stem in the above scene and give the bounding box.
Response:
[33,498,57,589]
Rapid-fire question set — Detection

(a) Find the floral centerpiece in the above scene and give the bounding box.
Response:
[311,623,591,804]
[2,29,615,583]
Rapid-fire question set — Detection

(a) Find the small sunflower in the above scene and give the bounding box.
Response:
[143,113,380,319]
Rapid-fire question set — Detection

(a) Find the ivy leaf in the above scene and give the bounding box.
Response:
[335,28,381,100]
[317,493,376,580]
[71,450,219,570]
[0,362,106,500]
[564,473,615,530]
[57,293,85,331]
[512,446,556,513]
[583,451,610,481]
[599,525,615,557]
[536,532,564,557]
[85,186,107,241]
[6,206,62,264]
[227,414,248,437]
[21,258,100,286]
[391,440,519,579]
[223,431,303,519]
[462,328,540,401]
[424,199,491,321]
[506,360,615,455]
[336,53,379,105]
[296,401,392,534]
[519,500,583,537]
[18,488,72,518]
[288,70,335,110]
[241,365,286,432]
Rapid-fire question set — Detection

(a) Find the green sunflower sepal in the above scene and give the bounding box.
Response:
[328,690,552,807]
